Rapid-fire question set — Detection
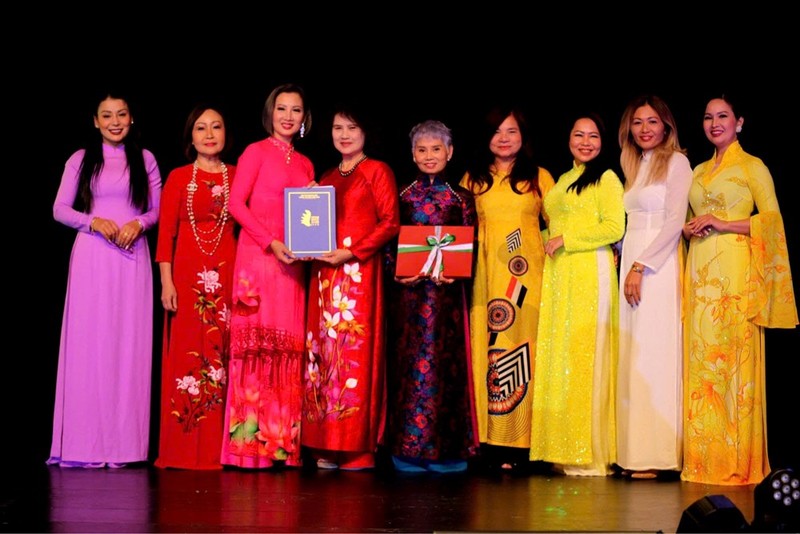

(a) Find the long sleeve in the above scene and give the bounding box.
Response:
[744,156,798,327]
[53,150,93,231]
[349,162,401,261]
[53,148,161,230]
[563,169,625,251]
[229,143,276,250]
[539,168,556,236]
[637,153,692,271]
[155,167,182,264]
[138,149,162,230]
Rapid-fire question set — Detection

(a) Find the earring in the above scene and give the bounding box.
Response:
[736,125,742,133]
[299,123,306,138]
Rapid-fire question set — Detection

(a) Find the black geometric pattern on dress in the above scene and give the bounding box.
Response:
[506,228,521,253]
[487,342,531,415]
[494,342,531,393]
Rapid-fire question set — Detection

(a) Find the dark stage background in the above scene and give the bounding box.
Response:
[8,26,799,476]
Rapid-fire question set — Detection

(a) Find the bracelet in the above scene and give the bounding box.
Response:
[135,219,145,232]
[89,217,98,235]
[631,264,644,274]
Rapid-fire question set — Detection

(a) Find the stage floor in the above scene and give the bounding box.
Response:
[1,460,760,533]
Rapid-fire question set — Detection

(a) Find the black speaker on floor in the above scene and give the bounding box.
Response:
[676,494,750,533]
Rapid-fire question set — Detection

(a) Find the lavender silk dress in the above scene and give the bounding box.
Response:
[49,144,161,466]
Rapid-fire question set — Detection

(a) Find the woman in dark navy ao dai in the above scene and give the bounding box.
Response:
[386,120,479,473]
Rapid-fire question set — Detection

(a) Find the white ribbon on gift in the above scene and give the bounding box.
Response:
[397,225,473,280]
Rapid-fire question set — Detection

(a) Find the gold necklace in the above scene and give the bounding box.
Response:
[338,154,368,177]
[186,162,230,256]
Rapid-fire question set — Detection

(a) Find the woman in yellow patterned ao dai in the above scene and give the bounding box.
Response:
[461,105,554,473]
[530,113,625,476]
[682,94,798,486]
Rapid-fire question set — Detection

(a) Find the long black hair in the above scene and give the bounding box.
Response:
[75,89,149,213]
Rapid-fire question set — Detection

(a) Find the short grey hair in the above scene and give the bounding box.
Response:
[409,120,453,149]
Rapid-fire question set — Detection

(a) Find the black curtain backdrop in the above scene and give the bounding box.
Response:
[9,21,799,474]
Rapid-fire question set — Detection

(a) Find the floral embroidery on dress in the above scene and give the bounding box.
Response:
[198,266,222,293]
[170,262,230,433]
[235,269,260,313]
[227,398,300,460]
[305,236,364,422]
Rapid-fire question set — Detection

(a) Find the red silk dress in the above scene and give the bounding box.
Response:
[154,163,237,469]
[302,159,400,464]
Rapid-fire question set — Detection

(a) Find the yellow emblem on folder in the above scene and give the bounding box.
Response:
[300,209,320,227]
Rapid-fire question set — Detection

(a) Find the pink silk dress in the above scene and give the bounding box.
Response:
[221,137,314,468]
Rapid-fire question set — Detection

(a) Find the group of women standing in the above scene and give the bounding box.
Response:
[48,86,797,487]
[615,93,797,486]
[458,93,797,486]
[48,84,403,473]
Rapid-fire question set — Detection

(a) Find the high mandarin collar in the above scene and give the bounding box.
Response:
[420,174,446,187]
[713,139,744,165]
[102,143,126,155]
[267,136,292,150]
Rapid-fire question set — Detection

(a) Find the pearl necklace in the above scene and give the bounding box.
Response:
[186,162,230,256]
[338,154,368,177]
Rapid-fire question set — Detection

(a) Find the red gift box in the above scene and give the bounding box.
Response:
[396,225,474,279]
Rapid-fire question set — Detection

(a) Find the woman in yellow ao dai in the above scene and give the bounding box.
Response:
[460,105,554,472]
[682,95,798,486]
[530,113,625,476]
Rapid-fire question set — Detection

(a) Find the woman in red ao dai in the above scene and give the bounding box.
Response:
[155,104,237,470]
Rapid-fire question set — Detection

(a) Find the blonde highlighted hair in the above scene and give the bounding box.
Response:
[618,94,685,189]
